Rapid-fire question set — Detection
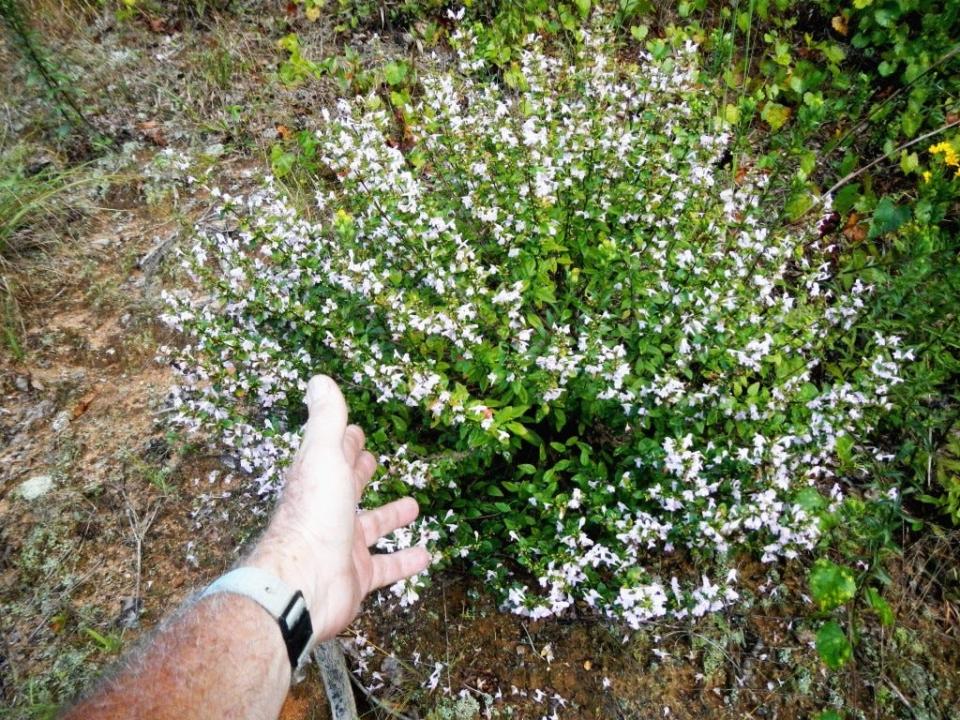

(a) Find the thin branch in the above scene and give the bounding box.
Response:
[826,43,960,159]
[822,118,960,199]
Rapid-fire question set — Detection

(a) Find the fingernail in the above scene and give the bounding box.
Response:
[306,375,332,407]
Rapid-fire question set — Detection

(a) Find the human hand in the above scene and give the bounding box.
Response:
[247,375,431,642]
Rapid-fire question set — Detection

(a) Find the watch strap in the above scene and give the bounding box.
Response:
[200,567,314,675]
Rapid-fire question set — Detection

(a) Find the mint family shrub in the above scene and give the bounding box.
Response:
[163,29,911,625]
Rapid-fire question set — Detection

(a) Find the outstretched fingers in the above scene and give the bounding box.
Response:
[359,497,419,547]
[369,546,431,591]
[342,425,366,466]
[361,498,430,589]
[353,449,377,501]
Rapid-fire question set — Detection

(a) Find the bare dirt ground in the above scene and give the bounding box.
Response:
[2,3,959,719]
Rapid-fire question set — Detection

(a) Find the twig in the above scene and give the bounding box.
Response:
[821,118,960,199]
[343,627,422,677]
[521,623,542,661]
[443,584,452,690]
[314,640,359,720]
[884,677,917,718]
[348,671,416,720]
[826,43,960,159]
[0,619,19,691]
[122,490,160,614]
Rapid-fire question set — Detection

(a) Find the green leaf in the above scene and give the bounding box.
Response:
[574,0,591,20]
[506,421,538,444]
[784,190,814,220]
[810,560,857,611]
[815,711,843,720]
[816,621,852,670]
[899,151,918,174]
[761,101,791,131]
[723,102,740,124]
[383,61,409,87]
[820,43,845,65]
[630,24,649,41]
[833,183,861,214]
[269,145,296,178]
[865,587,894,627]
[834,433,854,464]
[793,487,826,513]
[901,110,921,138]
[873,8,895,27]
[868,196,911,239]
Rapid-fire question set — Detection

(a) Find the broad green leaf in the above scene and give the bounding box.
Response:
[899,151,918,174]
[868,196,910,239]
[833,183,860,214]
[803,91,824,109]
[270,145,295,178]
[873,8,895,27]
[723,102,740,124]
[816,621,852,670]
[815,711,843,720]
[793,487,826,513]
[784,190,814,220]
[834,433,854,464]
[810,560,857,611]
[901,110,921,138]
[761,101,791,130]
[383,61,409,87]
[820,43,845,64]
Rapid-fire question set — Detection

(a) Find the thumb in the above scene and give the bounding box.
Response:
[300,374,349,456]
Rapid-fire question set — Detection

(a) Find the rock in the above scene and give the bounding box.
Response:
[380,655,404,686]
[18,475,54,500]
[138,234,177,276]
[14,375,29,392]
[52,411,71,433]
[23,399,56,426]
[118,596,142,629]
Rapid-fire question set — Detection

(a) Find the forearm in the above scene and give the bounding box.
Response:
[61,375,428,719]
[62,593,291,720]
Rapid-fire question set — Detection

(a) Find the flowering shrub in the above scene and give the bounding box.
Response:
[162,29,911,626]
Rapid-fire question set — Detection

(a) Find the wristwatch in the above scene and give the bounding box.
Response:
[200,566,314,679]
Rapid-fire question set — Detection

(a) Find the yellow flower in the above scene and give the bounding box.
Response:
[929,141,959,167]
[922,170,932,182]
